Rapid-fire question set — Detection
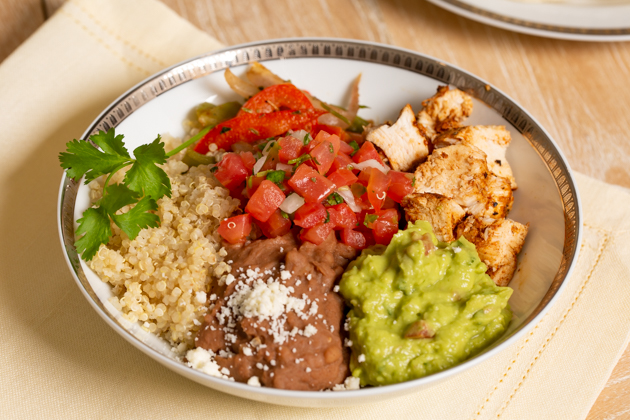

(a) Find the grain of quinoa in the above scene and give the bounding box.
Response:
[87,134,239,350]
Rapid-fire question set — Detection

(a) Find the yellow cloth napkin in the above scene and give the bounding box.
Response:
[1,0,629,418]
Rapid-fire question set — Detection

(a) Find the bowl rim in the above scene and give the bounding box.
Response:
[57,37,582,402]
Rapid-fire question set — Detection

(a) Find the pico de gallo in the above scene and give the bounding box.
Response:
[191,80,414,249]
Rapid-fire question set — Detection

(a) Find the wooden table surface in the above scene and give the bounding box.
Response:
[2,0,629,418]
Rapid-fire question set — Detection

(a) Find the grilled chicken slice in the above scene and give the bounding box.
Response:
[413,143,489,210]
[413,143,513,227]
[366,104,429,171]
[434,125,517,189]
[456,217,528,287]
[401,193,466,242]
[417,86,474,140]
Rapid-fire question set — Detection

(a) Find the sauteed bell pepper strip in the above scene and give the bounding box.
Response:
[236,84,315,116]
[193,108,326,154]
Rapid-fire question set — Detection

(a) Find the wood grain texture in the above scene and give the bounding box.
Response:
[5,0,630,418]
[0,0,45,62]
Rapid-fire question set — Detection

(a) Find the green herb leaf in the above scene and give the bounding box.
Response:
[280,210,290,219]
[348,140,360,156]
[288,153,313,166]
[99,183,140,215]
[249,128,260,135]
[327,192,344,205]
[59,129,132,183]
[266,170,285,186]
[324,210,330,224]
[303,133,312,146]
[125,136,171,199]
[74,207,112,261]
[364,213,378,227]
[241,107,253,113]
[112,196,160,239]
[358,105,370,109]
[328,142,334,154]
[220,127,232,134]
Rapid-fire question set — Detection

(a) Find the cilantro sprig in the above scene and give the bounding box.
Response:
[60,126,210,260]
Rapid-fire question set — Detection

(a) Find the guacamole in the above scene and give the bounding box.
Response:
[339,221,512,386]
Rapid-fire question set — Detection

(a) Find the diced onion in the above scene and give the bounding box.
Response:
[276,163,293,172]
[253,140,277,174]
[253,156,267,175]
[261,140,276,155]
[280,193,305,214]
[290,130,309,143]
[351,159,390,174]
[336,188,361,212]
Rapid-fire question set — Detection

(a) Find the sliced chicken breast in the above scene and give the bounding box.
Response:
[401,193,466,242]
[434,125,517,189]
[456,217,528,287]
[416,86,474,140]
[366,104,429,172]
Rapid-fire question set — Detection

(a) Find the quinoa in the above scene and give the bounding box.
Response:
[88,133,239,350]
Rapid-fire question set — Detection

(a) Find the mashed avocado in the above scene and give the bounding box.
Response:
[339,221,512,386]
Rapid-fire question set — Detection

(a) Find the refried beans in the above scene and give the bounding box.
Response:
[194,232,357,390]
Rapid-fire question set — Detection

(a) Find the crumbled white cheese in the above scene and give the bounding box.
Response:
[195,291,207,304]
[306,367,312,373]
[247,376,261,387]
[303,325,317,337]
[332,376,361,391]
[358,354,366,363]
[280,270,292,280]
[345,338,353,347]
[453,246,462,254]
[333,285,340,293]
[225,274,235,285]
[186,348,230,379]
[242,347,253,356]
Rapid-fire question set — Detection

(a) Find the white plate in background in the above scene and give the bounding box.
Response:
[427,0,630,41]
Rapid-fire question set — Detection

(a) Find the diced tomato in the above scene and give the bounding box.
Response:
[328,168,358,189]
[339,141,354,155]
[245,180,285,222]
[357,169,370,186]
[214,153,249,190]
[310,132,340,174]
[300,222,334,245]
[217,214,252,244]
[239,151,256,172]
[329,152,354,174]
[352,141,385,166]
[372,209,399,245]
[237,84,314,116]
[194,109,326,154]
[329,203,357,229]
[387,171,414,203]
[366,167,391,212]
[257,209,292,238]
[293,203,327,228]
[245,175,265,198]
[288,164,336,203]
[278,136,304,163]
[312,124,349,142]
[339,228,368,250]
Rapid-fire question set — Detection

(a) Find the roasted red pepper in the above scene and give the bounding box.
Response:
[237,84,314,116]
[194,109,326,154]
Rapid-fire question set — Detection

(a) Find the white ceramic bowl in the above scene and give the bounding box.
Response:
[58,39,581,407]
